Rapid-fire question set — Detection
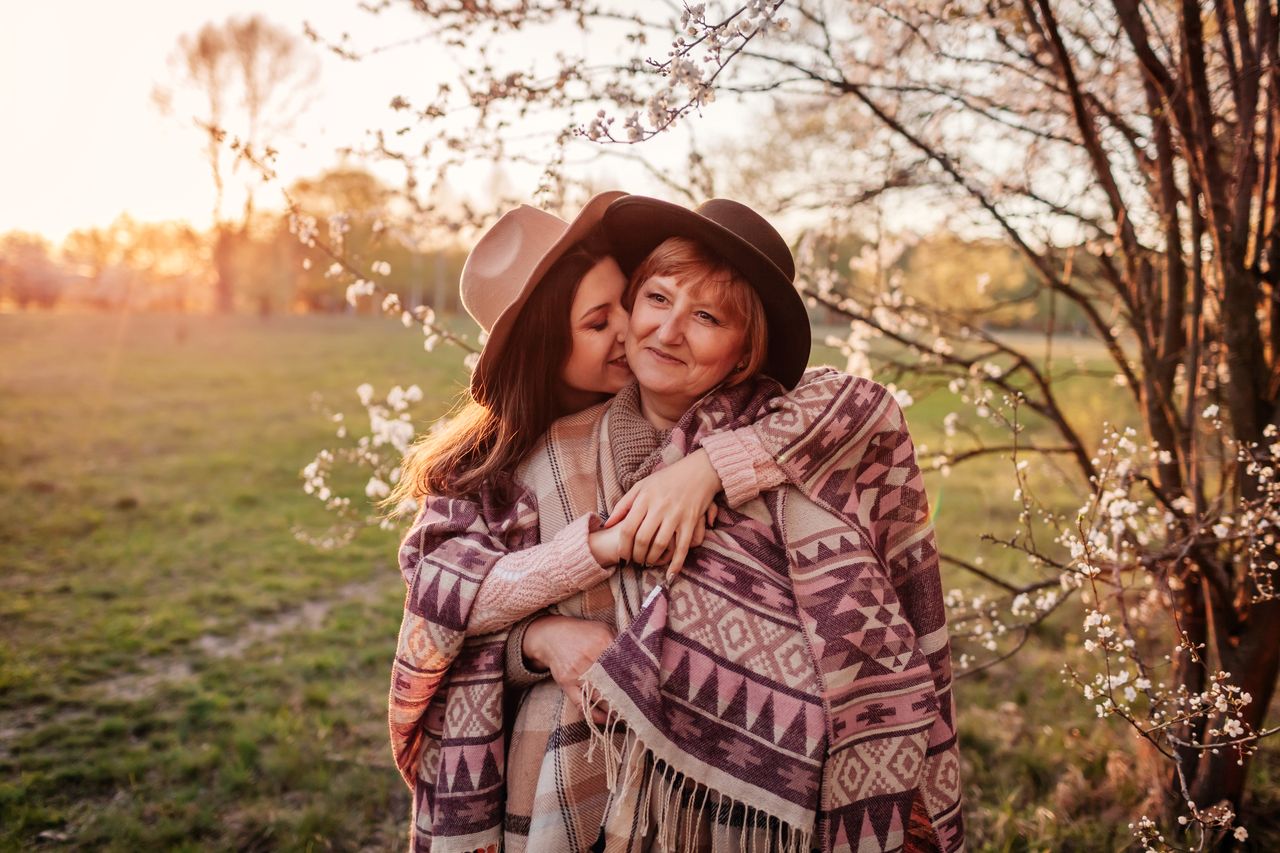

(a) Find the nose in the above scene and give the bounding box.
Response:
[612,307,629,344]
[656,313,684,345]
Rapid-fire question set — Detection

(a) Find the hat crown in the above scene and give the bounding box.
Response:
[693,198,795,282]
[459,205,569,332]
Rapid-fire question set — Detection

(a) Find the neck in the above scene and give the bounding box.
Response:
[556,385,607,416]
[637,388,693,430]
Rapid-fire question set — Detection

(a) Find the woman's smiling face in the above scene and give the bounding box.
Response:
[625,273,748,420]
[558,256,633,409]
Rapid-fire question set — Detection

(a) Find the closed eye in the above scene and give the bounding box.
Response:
[580,307,611,331]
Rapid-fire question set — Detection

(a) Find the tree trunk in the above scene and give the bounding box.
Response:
[213,225,237,314]
[1187,594,1280,815]
[1164,575,1210,820]
[432,251,449,314]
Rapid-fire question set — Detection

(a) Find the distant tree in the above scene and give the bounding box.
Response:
[285,166,467,314]
[156,15,318,314]
[0,233,66,310]
[897,236,1036,328]
[63,216,206,311]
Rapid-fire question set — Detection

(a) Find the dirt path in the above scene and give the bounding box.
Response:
[0,575,392,753]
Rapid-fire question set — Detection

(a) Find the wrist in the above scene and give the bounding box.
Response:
[692,448,722,499]
[588,529,618,566]
[700,431,758,508]
[522,615,554,670]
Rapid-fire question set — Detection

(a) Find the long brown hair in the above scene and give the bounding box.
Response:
[387,228,612,504]
[625,236,769,385]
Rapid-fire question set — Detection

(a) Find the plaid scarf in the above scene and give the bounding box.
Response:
[391,373,963,852]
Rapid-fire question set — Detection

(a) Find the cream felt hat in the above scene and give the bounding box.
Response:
[459,190,627,403]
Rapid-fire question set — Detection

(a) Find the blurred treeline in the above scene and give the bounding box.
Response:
[0,167,469,317]
[0,164,1090,333]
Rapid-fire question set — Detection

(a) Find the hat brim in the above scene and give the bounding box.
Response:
[471,190,628,401]
[603,196,811,390]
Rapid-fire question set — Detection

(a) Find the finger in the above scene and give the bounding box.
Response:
[617,512,642,564]
[668,525,693,578]
[606,487,637,527]
[706,504,718,526]
[648,515,682,566]
[632,512,662,566]
[641,514,674,566]
[691,523,705,549]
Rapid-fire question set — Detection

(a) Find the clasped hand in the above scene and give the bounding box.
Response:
[522,614,616,724]
[588,448,722,578]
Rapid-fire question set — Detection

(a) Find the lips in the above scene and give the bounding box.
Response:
[608,354,630,370]
[644,346,684,366]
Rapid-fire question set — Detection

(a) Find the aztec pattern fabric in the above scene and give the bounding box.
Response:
[388,475,538,852]
[586,386,825,852]
[389,370,964,852]
[578,375,964,853]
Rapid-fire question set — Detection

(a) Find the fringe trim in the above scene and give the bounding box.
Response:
[580,684,814,853]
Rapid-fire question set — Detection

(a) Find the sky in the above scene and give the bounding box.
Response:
[0,1,718,243]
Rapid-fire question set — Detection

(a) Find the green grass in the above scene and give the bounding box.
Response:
[1,313,1275,850]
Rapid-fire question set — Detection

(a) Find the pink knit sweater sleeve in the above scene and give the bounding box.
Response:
[699,428,786,508]
[699,368,856,507]
[466,513,612,636]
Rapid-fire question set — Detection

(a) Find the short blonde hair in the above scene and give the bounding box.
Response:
[624,236,768,384]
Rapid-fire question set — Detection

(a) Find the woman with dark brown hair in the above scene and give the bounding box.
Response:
[387,191,634,507]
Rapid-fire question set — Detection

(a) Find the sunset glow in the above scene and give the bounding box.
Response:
[0,2,718,243]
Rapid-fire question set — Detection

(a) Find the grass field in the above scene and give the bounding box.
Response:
[1,313,1276,850]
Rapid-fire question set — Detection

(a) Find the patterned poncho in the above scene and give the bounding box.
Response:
[390,370,964,852]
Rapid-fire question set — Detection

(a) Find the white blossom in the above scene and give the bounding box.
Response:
[365,477,391,499]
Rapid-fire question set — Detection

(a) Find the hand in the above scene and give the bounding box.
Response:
[522,615,615,724]
[605,448,722,577]
[588,524,622,567]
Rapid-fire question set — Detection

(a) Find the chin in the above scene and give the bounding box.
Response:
[631,365,675,391]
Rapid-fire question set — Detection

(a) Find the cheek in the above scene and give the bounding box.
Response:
[696,330,745,369]
[582,334,612,368]
[629,304,657,337]
[563,335,593,379]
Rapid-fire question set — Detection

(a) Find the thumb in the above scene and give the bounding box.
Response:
[606,487,637,527]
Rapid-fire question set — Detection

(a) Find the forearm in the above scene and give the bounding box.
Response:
[504,612,552,688]
[699,368,867,508]
[467,513,613,636]
[700,429,786,507]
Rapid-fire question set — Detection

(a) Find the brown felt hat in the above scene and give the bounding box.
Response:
[601,196,811,389]
[459,190,627,403]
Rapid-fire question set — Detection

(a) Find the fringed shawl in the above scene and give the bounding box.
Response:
[580,379,963,852]
[390,372,964,852]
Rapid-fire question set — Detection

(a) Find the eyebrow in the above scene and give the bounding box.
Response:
[577,302,611,322]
